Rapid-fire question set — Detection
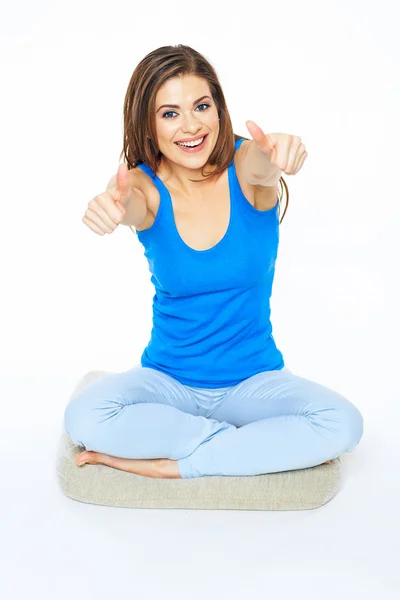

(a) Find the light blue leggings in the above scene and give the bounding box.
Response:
[64,365,364,479]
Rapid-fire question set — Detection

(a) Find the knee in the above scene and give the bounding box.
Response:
[64,381,125,449]
[64,392,94,448]
[342,403,364,452]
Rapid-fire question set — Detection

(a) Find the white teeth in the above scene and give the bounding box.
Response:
[176,136,205,147]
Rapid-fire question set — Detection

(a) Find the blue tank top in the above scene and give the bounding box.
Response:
[135,137,285,388]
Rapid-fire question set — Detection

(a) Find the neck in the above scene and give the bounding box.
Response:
[157,157,219,197]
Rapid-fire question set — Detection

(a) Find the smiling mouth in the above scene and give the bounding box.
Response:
[174,134,208,147]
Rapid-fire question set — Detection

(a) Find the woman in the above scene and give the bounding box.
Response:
[65,45,364,479]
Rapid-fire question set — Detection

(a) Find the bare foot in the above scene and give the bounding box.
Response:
[75,450,100,467]
[75,450,181,479]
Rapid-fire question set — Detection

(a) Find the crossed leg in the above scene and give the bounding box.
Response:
[72,367,362,478]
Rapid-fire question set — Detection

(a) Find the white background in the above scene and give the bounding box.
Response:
[1,0,399,598]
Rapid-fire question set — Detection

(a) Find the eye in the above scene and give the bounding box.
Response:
[162,103,211,119]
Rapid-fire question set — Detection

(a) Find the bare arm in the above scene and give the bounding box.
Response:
[235,140,280,211]
[106,170,148,228]
[240,139,281,186]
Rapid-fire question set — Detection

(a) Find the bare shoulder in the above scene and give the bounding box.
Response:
[234,139,279,212]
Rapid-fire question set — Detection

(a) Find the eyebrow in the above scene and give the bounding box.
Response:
[156,95,212,113]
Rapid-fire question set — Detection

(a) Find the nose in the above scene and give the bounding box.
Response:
[181,113,202,133]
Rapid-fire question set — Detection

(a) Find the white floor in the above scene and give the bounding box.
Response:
[1,374,399,600]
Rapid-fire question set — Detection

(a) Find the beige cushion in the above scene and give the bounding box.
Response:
[56,370,342,510]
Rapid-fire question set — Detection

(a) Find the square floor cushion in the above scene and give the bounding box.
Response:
[56,370,342,510]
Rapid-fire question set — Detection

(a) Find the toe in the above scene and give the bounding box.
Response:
[75,451,86,466]
[76,450,95,466]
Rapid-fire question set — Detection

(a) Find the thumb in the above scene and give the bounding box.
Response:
[115,163,132,206]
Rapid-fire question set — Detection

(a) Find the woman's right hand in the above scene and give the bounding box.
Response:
[82,163,132,236]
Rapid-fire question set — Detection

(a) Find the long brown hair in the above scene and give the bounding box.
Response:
[119,44,288,224]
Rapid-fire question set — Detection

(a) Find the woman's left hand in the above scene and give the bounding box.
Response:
[246,120,308,175]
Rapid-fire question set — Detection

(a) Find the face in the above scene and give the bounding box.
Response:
[154,74,220,171]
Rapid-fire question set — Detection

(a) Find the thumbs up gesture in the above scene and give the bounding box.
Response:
[245,120,308,175]
[82,164,132,236]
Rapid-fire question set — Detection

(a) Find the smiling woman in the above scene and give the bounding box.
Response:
[71,44,364,482]
[118,44,289,224]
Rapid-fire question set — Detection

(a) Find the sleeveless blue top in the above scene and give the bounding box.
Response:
[135,137,285,388]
